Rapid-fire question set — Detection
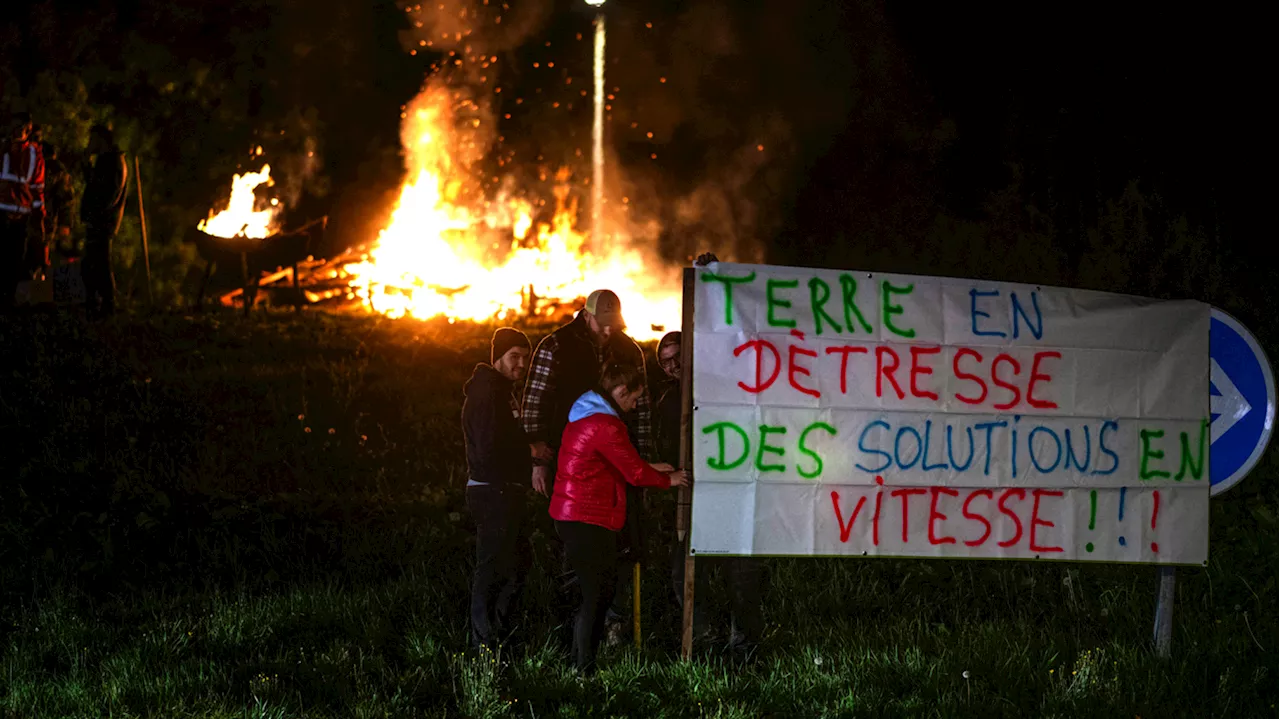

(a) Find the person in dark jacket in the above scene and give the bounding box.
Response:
[654,330,708,640]
[37,138,75,260]
[80,124,127,318]
[522,289,656,491]
[653,331,683,467]
[461,327,543,653]
[549,361,688,674]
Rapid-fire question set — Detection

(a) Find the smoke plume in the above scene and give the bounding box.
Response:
[397,0,553,55]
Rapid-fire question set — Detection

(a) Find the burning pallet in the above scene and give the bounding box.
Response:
[200,227,585,322]
[187,216,328,314]
[219,244,367,311]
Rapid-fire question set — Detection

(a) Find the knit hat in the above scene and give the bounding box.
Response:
[658,331,681,355]
[491,327,531,364]
[584,289,625,327]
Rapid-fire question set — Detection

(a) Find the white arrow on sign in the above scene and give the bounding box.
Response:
[1210,358,1251,442]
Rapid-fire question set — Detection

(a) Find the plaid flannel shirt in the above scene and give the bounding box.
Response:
[628,379,656,462]
[520,337,561,452]
[521,318,656,463]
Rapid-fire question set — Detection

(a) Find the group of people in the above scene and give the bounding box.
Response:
[1,111,129,316]
[460,270,764,675]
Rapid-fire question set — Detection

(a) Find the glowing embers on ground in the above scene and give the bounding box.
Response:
[340,84,679,339]
[198,165,281,239]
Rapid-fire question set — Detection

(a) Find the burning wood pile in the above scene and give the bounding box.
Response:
[200,233,591,325]
[195,81,681,338]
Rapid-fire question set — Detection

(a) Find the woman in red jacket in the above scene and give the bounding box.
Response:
[550,361,688,673]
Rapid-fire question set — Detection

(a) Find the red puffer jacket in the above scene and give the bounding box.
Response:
[550,391,670,531]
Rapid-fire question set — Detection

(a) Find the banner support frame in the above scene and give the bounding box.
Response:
[678,266,697,660]
[1152,565,1176,657]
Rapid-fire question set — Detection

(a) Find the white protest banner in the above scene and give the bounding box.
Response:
[689,262,1210,565]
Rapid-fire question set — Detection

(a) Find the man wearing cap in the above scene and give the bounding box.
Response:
[522,289,656,491]
[462,327,543,652]
[521,289,655,642]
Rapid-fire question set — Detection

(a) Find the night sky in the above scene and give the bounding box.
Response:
[392,0,1272,282]
[884,2,1265,227]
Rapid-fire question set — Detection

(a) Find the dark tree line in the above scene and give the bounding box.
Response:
[1,0,420,304]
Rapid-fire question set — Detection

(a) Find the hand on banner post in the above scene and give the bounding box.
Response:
[694,252,718,267]
[667,469,690,488]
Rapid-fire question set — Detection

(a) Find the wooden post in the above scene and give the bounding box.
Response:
[197,261,215,312]
[1153,566,1176,657]
[678,267,697,660]
[240,252,251,317]
[632,561,642,650]
[133,156,153,305]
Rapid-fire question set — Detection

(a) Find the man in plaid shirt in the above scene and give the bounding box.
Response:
[522,288,655,493]
[522,288,656,645]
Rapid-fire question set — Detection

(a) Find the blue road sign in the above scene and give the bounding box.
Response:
[1209,307,1276,496]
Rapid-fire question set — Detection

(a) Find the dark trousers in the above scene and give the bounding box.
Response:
[670,545,764,647]
[556,520,617,672]
[606,484,646,625]
[549,473,645,629]
[1,215,26,309]
[466,484,531,649]
[81,230,115,318]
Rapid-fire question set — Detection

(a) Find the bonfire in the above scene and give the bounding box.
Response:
[198,81,679,338]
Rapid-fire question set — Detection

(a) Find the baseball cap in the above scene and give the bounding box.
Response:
[585,289,625,327]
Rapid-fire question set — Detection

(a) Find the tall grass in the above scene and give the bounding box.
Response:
[0,310,1275,717]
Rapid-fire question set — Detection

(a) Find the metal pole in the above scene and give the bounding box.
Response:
[133,156,153,305]
[590,11,606,254]
[677,267,697,660]
[1153,565,1176,657]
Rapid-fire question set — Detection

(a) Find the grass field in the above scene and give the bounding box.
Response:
[1,310,1275,718]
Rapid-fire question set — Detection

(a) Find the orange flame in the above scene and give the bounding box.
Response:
[198,165,280,239]
[342,83,680,340]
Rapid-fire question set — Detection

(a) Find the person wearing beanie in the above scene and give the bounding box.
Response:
[461,327,541,653]
[653,331,683,467]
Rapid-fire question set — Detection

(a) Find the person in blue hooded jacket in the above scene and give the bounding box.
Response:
[549,361,688,673]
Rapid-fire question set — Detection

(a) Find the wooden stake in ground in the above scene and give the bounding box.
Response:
[678,267,697,660]
[133,156,153,305]
[633,560,642,650]
[1153,566,1176,657]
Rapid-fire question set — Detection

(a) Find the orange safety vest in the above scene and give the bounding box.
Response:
[0,140,45,218]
